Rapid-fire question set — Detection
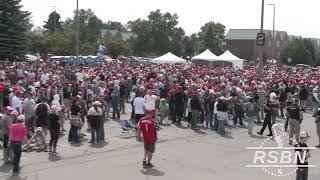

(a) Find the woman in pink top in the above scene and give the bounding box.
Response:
[9,115,27,175]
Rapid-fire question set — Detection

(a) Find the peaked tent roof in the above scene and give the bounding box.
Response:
[191,49,218,61]
[217,50,242,61]
[150,52,186,64]
[216,50,244,69]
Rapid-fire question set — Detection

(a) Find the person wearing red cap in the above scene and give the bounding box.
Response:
[9,115,28,174]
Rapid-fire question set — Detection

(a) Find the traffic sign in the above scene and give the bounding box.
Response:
[256,33,265,46]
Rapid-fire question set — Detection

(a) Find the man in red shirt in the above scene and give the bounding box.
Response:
[9,115,28,175]
[137,111,157,168]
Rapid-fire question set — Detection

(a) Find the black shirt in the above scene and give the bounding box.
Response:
[286,104,301,120]
[70,104,81,115]
[295,142,309,167]
[48,113,60,130]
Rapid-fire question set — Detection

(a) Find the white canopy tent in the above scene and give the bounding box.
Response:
[150,52,186,64]
[216,50,244,69]
[191,49,218,61]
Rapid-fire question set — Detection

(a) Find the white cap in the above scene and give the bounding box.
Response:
[17,115,25,122]
[299,131,310,138]
[93,101,102,106]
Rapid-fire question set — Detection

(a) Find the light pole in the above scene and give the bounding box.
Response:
[268,3,276,62]
[258,0,265,79]
[75,0,80,56]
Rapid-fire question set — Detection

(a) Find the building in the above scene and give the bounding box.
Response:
[225,29,289,62]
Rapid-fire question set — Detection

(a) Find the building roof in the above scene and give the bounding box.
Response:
[225,29,287,40]
[100,29,135,41]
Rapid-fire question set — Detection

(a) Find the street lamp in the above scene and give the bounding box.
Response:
[268,3,276,62]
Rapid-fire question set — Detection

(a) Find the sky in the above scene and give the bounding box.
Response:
[21,0,320,38]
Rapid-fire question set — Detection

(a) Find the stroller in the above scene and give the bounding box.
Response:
[118,120,136,136]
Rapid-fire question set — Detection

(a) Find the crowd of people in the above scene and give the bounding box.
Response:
[0,59,319,175]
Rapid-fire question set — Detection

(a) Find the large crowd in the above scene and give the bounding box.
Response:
[0,59,319,175]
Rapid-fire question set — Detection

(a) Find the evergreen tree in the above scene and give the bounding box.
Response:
[43,11,63,33]
[0,0,31,60]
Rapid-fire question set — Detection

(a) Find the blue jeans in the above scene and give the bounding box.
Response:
[206,111,213,128]
[90,127,100,143]
[247,116,255,135]
[191,110,199,129]
[218,119,225,135]
[214,113,219,131]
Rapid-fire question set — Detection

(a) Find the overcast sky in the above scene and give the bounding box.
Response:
[22,0,320,38]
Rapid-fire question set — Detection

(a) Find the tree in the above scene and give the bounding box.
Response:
[128,9,184,56]
[43,11,63,33]
[0,0,31,60]
[62,9,105,55]
[195,21,225,55]
[281,38,314,65]
[104,21,127,31]
[182,34,197,58]
[107,38,128,58]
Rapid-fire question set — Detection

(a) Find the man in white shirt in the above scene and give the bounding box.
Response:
[144,90,158,112]
[133,94,145,124]
[40,72,49,85]
[11,90,23,114]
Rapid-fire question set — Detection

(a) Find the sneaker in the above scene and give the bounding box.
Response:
[267,134,273,137]
[257,132,263,136]
[146,163,154,168]
[143,160,147,167]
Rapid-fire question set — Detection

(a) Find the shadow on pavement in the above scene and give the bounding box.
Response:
[90,141,109,148]
[140,168,165,176]
[0,164,12,173]
[250,134,265,139]
[5,174,28,180]
[48,153,62,162]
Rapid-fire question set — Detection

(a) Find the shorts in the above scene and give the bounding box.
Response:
[144,143,156,153]
[135,114,145,124]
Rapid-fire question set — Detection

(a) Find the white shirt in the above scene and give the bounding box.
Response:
[133,97,145,115]
[76,72,84,82]
[11,96,22,113]
[40,73,49,84]
[144,95,157,110]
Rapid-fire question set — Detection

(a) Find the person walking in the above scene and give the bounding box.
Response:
[111,85,121,119]
[299,86,309,110]
[172,87,186,125]
[315,108,320,148]
[216,96,229,135]
[245,97,259,136]
[133,93,145,125]
[137,111,157,168]
[257,85,266,123]
[190,93,202,130]
[48,105,61,153]
[87,101,103,144]
[295,131,311,180]
[286,98,303,145]
[68,99,82,143]
[1,106,14,164]
[9,115,28,175]
[257,100,273,136]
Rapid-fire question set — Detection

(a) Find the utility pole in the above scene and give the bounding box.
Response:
[269,3,276,62]
[258,0,265,79]
[75,0,79,56]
